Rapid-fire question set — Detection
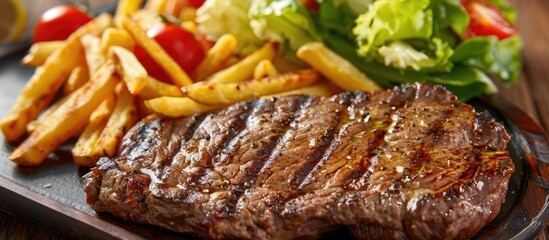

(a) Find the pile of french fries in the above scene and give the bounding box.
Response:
[0,0,381,167]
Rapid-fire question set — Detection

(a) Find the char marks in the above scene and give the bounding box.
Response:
[157,114,208,183]
[187,101,256,188]
[223,96,308,215]
[291,93,356,189]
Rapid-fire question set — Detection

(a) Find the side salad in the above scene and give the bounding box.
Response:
[196,0,522,101]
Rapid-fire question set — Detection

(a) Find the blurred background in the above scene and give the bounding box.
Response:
[1,0,117,43]
[0,0,117,56]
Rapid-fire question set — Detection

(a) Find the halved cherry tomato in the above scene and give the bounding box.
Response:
[134,24,205,83]
[187,0,206,8]
[462,1,517,40]
[32,5,92,43]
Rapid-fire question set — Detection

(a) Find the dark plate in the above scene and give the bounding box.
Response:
[0,49,548,239]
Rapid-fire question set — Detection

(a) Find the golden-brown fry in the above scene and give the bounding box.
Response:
[123,17,193,87]
[267,82,333,97]
[164,0,185,17]
[144,0,168,13]
[93,82,138,158]
[114,0,143,28]
[72,94,116,166]
[100,28,135,56]
[139,76,185,100]
[90,93,116,123]
[145,97,220,118]
[9,63,118,166]
[179,7,197,22]
[297,42,382,92]
[63,65,90,95]
[193,34,238,82]
[26,95,70,133]
[184,70,320,105]
[253,59,279,81]
[206,42,278,84]
[21,41,64,67]
[81,34,106,77]
[109,46,148,95]
[180,21,197,34]
[0,14,112,142]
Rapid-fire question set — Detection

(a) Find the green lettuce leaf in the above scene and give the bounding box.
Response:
[451,35,522,83]
[352,0,433,57]
[352,0,456,72]
[377,39,453,71]
[430,0,469,37]
[249,0,320,51]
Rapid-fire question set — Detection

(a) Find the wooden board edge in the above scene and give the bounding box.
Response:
[0,175,146,240]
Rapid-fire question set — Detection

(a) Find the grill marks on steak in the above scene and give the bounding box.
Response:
[83,83,514,239]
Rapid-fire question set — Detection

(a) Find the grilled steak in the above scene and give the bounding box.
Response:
[83,83,514,239]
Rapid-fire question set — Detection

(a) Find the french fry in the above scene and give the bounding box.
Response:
[179,7,197,22]
[164,0,185,17]
[123,17,193,87]
[114,0,143,28]
[92,82,138,158]
[145,97,220,118]
[139,77,185,100]
[81,34,106,77]
[109,46,148,95]
[267,82,333,97]
[89,94,116,128]
[100,28,135,56]
[21,41,64,67]
[181,21,197,34]
[9,63,118,166]
[0,14,112,142]
[26,95,70,133]
[206,42,278,84]
[72,94,116,166]
[144,0,168,13]
[297,42,382,92]
[253,59,279,81]
[63,65,90,95]
[184,70,320,105]
[193,34,238,82]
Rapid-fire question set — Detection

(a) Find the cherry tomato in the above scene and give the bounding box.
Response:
[462,1,517,40]
[187,0,206,8]
[32,5,92,43]
[134,24,205,83]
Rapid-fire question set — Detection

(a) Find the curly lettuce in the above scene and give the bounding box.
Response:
[249,0,320,51]
[352,0,455,72]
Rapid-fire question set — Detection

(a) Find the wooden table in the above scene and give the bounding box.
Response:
[1,0,549,239]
